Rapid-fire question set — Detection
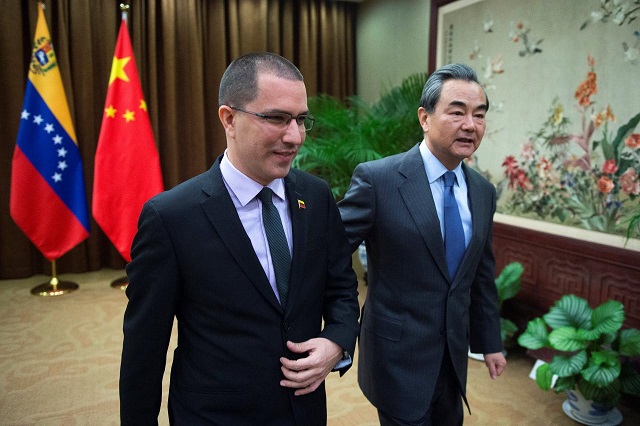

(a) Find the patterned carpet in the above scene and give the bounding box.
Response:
[1,268,639,425]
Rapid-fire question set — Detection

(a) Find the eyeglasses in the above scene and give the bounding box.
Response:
[229,106,315,131]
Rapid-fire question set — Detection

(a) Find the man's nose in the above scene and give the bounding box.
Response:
[461,114,475,130]
[282,119,304,145]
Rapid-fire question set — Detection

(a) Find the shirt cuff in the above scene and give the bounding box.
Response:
[332,350,352,371]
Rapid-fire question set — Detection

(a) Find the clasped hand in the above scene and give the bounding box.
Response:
[279,338,342,396]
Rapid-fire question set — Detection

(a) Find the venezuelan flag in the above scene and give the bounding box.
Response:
[10,3,89,261]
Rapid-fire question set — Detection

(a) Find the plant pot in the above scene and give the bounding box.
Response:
[562,389,622,425]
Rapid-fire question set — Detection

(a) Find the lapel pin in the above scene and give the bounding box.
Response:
[297,199,306,209]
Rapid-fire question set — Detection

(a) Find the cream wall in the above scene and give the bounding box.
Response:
[356,0,431,103]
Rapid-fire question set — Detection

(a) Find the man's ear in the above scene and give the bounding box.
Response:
[418,107,429,133]
[218,106,236,138]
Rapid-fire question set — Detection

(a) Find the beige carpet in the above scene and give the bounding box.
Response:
[1,268,639,425]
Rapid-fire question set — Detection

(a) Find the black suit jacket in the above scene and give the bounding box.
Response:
[120,157,360,425]
[338,144,502,420]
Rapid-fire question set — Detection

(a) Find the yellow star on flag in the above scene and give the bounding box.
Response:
[122,109,135,122]
[109,56,131,85]
[104,105,117,118]
[139,99,147,112]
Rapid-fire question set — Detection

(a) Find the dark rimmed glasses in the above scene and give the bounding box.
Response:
[229,106,315,131]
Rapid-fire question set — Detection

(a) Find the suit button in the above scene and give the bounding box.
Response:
[283,322,291,331]
[440,329,446,335]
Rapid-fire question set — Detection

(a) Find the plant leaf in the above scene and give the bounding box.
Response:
[535,362,553,391]
[543,294,592,330]
[517,317,549,349]
[591,300,625,335]
[611,111,640,161]
[619,328,640,356]
[501,318,518,334]
[549,327,588,352]
[550,350,587,377]
[554,376,576,393]
[581,350,621,387]
[495,262,523,302]
[500,318,518,342]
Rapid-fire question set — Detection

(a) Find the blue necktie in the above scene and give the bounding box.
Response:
[443,171,465,280]
[258,187,291,307]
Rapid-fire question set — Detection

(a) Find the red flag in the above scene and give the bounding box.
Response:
[93,18,163,262]
[11,3,90,260]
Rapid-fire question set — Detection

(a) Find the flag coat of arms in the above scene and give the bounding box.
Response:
[10,3,90,261]
[93,17,164,262]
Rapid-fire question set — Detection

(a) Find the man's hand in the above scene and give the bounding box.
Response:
[484,352,507,380]
[279,338,342,396]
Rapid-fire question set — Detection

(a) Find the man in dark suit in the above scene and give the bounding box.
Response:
[119,52,360,425]
[338,63,506,425]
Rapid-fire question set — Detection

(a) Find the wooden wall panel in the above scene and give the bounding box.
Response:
[494,222,640,330]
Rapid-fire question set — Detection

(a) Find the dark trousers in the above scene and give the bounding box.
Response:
[377,347,463,426]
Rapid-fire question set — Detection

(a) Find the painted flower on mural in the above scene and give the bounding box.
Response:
[500,56,640,234]
[509,21,543,57]
[581,0,640,66]
[581,0,640,29]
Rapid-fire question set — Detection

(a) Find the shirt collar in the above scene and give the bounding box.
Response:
[220,150,287,206]
[419,140,464,186]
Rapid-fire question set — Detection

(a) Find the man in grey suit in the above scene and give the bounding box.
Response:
[338,63,506,425]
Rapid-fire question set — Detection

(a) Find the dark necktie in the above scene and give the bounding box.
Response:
[257,187,291,307]
[443,171,465,280]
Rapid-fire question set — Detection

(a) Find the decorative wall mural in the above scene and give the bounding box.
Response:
[437,0,640,240]
[500,56,640,234]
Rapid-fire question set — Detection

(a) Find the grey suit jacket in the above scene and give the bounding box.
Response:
[338,143,502,419]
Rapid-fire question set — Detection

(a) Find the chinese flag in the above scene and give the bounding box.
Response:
[93,18,163,262]
[11,3,90,260]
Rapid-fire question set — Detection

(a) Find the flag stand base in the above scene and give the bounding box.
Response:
[110,276,128,290]
[31,260,79,296]
[31,279,79,297]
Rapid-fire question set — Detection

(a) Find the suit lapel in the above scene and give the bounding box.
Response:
[200,160,283,313]
[283,171,306,315]
[398,145,450,281]
[452,163,488,286]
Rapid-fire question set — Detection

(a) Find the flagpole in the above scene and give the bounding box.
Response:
[109,1,132,291]
[12,0,88,296]
[31,260,79,296]
[29,0,80,297]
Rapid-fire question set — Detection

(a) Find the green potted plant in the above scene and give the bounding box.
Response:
[468,261,523,360]
[294,72,428,200]
[518,294,640,424]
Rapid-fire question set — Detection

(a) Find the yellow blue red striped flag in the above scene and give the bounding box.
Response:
[10,2,89,260]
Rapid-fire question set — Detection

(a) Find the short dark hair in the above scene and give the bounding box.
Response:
[218,52,304,108]
[419,63,489,113]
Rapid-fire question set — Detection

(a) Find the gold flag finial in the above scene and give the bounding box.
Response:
[120,3,130,22]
